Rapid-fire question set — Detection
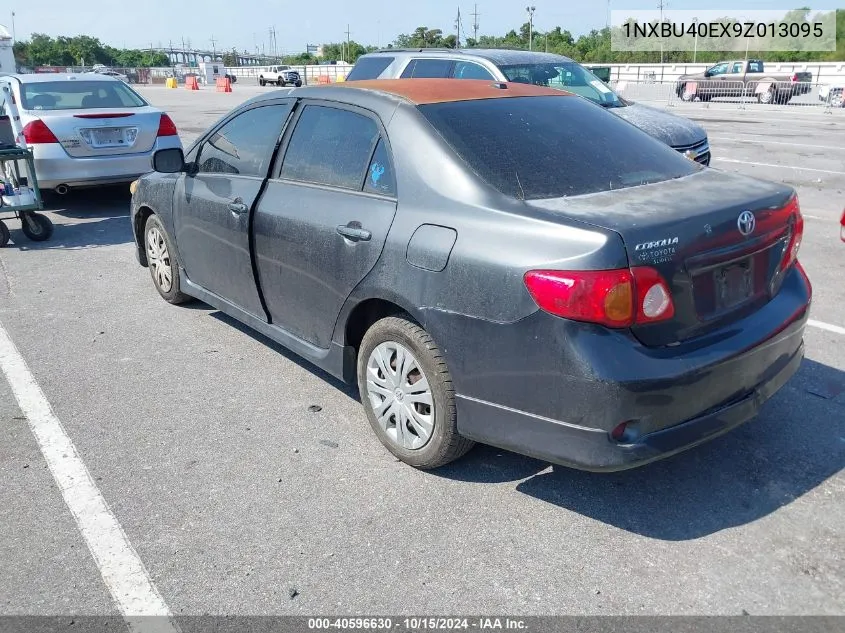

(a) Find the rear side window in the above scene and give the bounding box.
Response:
[347,56,395,81]
[401,59,453,78]
[452,61,495,80]
[363,139,396,197]
[21,80,147,110]
[281,105,380,190]
[418,95,700,200]
[197,104,290,178]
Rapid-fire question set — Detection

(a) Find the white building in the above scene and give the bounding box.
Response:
[0,25,15,73]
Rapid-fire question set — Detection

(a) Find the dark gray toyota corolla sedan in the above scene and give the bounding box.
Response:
[130,79,811,472]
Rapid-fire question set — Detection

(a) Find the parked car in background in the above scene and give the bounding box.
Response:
[130,79,809,472]
[0,73,182,195]
[348,49,711,165]
[259,65,302,87]
[96,70,129,83]
[676,59,813,104]
[819,83,844,108]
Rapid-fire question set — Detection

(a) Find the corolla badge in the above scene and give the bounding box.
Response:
[737,210,756,236]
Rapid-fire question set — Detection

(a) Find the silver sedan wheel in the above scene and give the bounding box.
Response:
[146,226,173,293]
[365,341,435,450]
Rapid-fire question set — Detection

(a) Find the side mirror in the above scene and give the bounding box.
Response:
[152,148,186,173]
[703,70,712,77]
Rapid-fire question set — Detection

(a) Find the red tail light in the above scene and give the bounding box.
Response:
[779,195,804,271]
[523,266,675,328]
[22,119,59,144]
[840,209,845,243]
[157,114,178,137]
[790,73,799,82]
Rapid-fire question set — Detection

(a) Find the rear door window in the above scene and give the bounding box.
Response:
[346,56,395,80]
[418,95,699,200]
[280,104,380,190]
[451,61,495,80]
[400,59,454,78]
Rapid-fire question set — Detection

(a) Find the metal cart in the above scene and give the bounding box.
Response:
[0,146,53,247]
[0,79,54,248]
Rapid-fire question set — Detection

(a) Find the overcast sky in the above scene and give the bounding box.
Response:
[5,0,824,54]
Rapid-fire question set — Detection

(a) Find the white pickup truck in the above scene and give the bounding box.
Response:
[258,66,303,87]
[819,83,844,108]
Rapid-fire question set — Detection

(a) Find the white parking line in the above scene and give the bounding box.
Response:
[709,136,845,151]
[809,320,845,336]
[0,321,177,633]
[712,158,845,175]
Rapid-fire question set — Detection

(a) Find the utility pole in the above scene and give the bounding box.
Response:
[526,6,536,51]
[210,35,217,61]
[345,24,351,63]
[455,7,462,49]
[657,0,666,63]
[10,11,15,42]
[472,4,480,44]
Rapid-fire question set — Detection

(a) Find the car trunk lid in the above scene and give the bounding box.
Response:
[527,169,801,347]
[30,107,162,158]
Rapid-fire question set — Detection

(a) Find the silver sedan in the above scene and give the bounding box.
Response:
[1,73,182,195]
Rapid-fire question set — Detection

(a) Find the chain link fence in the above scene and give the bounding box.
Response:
[612,78,845,113]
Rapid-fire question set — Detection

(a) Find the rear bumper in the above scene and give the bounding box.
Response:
[32,137,182,190]
[455,336,803,472]
[427,264,811,471]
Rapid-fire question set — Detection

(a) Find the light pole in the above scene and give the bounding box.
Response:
[10,11,15,42]
[692,17,698,63]
[526,6,536,51]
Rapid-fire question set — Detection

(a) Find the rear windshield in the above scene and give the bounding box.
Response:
[346,56,394,81]
[21,80,147,111]
[418,95,701,200]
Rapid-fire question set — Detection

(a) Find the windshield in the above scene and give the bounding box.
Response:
[21,80,148,111]
[497,62,624,107]
[418,95,700,200]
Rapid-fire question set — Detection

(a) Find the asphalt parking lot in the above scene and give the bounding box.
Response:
[1,84,844,619]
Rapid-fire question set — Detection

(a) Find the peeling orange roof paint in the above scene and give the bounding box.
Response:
[334,78,573,104]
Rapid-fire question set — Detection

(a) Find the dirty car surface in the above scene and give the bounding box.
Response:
[130,79,810,472]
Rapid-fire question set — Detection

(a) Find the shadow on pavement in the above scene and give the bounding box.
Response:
[436,358,845,541]
[3,186,133,251]
[209,311,359,400]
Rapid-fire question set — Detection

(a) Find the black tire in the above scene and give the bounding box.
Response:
[20,212,54,241]
[0,220,9,247]
[278,80,286,87]
[259,77,266,86]
[357,315,475,469]
[830,90,844,108]
[143,214,191,305]
[294,81,302,88]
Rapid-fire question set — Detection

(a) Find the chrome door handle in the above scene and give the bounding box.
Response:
[228,200,248,214]
[336,225,371,242]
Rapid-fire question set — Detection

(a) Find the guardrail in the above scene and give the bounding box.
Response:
[612,79,845,113]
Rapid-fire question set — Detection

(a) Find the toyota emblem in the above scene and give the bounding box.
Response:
[737,210,756,236]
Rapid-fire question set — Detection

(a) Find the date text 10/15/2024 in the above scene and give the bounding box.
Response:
[308,618,528,630]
